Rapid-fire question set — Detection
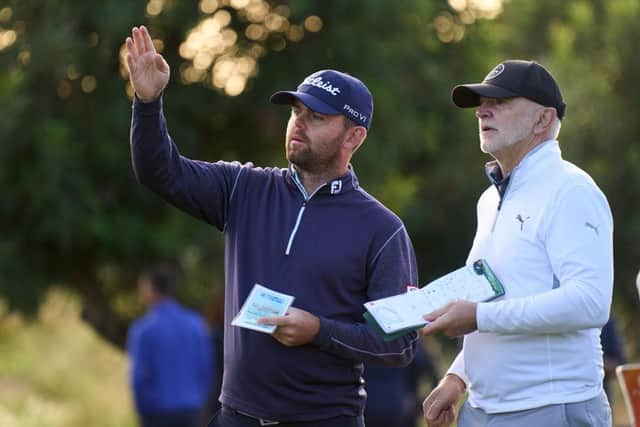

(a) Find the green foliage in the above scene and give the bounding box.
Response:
[1,0,640,355]
[0,0,226,329]
[0,291,136,427]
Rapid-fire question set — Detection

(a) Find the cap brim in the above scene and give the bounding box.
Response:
[451,84,519,108]
[270,91,341,115]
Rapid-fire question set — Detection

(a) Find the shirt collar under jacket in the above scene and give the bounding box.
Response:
[287,163,360,199]
[485,163,510,200]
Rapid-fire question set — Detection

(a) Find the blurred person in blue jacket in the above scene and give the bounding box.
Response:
[127,263,214,427]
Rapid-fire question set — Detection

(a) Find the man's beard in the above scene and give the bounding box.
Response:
[287,133,344,173]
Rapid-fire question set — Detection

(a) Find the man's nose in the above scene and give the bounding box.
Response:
[293,111,307,128]
[475,101,492,119]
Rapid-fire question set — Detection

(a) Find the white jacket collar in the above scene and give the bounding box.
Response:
[485,139,561,194]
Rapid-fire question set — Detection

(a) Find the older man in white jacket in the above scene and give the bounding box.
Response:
[421,60,613,427]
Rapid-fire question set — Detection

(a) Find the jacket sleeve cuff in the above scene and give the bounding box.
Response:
[446,350,469,386]
[476,301,496,332]
[311,317,333,349]
[133,94,163,115]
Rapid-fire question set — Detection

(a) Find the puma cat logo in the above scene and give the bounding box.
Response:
[516,214,531,231]
[585,222,599,235]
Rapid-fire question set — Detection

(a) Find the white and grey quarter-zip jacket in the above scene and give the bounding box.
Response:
[448,139,614,413]
[130,96,419,422]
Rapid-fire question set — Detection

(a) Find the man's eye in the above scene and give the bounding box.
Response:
[496,97,514,105]
[312,113,326,121]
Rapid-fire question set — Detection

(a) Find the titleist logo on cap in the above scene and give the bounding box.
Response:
[302,76,341,95]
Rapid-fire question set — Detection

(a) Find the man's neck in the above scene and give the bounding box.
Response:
[147,295,168,308]
[294,165,348,196]
[494,137,547,176]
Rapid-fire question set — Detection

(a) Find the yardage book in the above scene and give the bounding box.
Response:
[363,259,504,341]
[231,284,295,334]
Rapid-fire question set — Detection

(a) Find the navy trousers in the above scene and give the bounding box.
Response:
[140,409,200,427]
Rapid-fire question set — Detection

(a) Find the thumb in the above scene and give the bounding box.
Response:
[258,315,285,326]
[426,399,448,419]
[155,54,169,74]
[424,301,457,321]
[426,404,437,419]
[426,399,440,420]
[126,54,136,76]
[423,306,446,322]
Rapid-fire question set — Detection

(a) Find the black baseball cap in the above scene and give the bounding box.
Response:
[451,60,566,120]
[270,69,374,129]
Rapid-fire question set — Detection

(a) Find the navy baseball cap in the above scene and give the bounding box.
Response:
[270,69,374,129]
[451,60,566,120]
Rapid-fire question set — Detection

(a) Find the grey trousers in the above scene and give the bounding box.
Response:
[458,391,612,427]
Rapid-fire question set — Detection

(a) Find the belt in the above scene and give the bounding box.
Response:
[224,406,280,425]
[222,405,362,427]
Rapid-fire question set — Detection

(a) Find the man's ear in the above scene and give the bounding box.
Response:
[534,107,556,134]
[344,126,367,154]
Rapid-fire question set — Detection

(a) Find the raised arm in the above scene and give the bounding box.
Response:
[126,26,242,230]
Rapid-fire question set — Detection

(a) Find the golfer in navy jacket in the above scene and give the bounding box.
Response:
[125,26,418,426]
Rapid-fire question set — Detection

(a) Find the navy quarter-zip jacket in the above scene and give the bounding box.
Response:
[130,97,418,422]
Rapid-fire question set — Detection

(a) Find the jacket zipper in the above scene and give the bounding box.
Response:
[491,170,514,232]
[286,172,327,255]
[285,201,307,255]
[491,197,503,232]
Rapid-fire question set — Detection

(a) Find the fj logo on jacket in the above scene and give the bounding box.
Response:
[330,180,342,194]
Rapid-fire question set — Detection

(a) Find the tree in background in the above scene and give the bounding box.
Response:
[1,0,639,354]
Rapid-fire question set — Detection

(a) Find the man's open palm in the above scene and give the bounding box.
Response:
[125,26,170,102]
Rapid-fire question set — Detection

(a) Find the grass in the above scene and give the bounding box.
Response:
[0,290,633,427]
[0,290,137,427]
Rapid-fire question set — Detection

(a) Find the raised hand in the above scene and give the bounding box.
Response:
[125,26,170,102]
